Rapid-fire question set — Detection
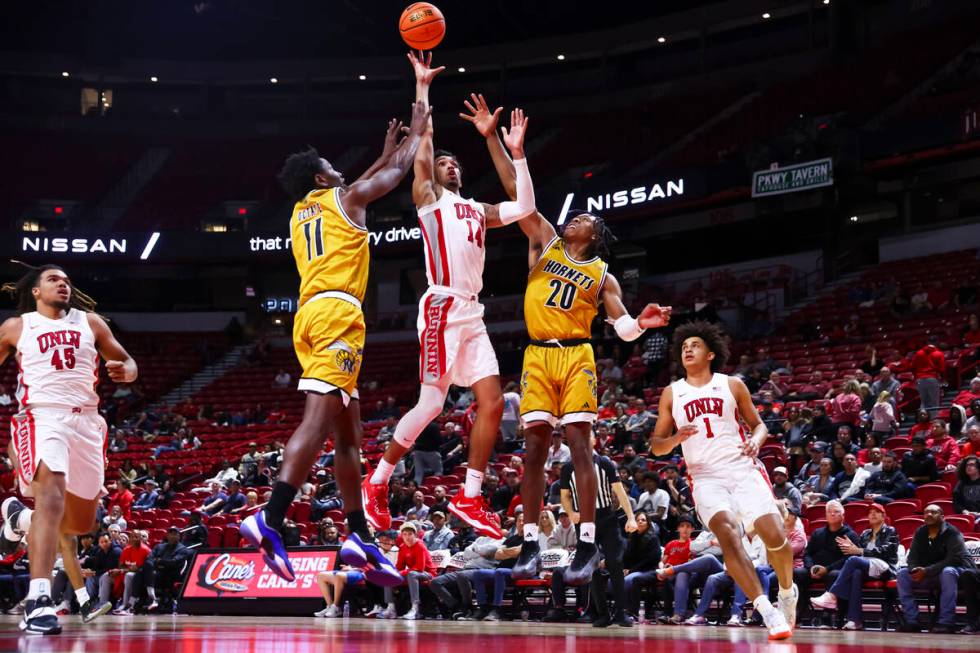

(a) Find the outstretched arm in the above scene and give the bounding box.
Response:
[600,274,672,342]
[408,51,444,208]
[482,108,536,229]
[341,101,432,217]
[0,317,21,367]
[354,119,407,184]
[87,314,138,383]
[461,95,554,266]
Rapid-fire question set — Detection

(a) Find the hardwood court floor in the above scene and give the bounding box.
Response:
[0,615,976,653]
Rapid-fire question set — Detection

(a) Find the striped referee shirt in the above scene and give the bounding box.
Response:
[560,453,620,518]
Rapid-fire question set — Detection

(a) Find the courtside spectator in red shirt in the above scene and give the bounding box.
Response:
[380,522,436,619]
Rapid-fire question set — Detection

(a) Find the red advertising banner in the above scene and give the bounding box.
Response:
[182,548,337,599]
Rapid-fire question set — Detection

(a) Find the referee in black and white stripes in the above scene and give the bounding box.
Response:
[559,435,637,627]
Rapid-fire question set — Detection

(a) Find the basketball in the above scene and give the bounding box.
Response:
[399,3,445,50]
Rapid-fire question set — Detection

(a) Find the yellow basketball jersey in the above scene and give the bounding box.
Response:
[524,237,608,341]
[289,187,369,306]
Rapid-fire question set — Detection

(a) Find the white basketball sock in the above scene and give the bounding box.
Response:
[464,469,484,498]
[370,459,397,485]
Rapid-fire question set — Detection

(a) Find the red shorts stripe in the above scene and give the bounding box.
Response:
[12,410,36,487]
[434,209,451,286]
[418,216,438,283]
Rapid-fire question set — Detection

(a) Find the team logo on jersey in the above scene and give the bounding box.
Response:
[583,369,597,400]
[520,371,529,398]
[683,397,724,422]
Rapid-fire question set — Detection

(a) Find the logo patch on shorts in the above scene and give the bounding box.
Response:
[520,371,529,398]
[583,368,597,401]
[335,349,357,375]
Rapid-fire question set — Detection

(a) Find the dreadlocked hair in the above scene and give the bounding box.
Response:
[563,209,616,260]
[277,146,323,200]
[2,262,99,316]
[671,319,730,373]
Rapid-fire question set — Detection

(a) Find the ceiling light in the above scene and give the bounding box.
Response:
[762,12,771,19]
[823,0,830,4]
[150,76,158,82]
[657,36,666,44]
[556,54,565,61]
[270,77,278,84]
[61,71,69,78]
[849,216,858,222]
[457,67,466,73]
[358,74,366,80]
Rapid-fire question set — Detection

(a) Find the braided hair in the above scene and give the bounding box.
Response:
[2,262,98,316]
[562,209,616,259]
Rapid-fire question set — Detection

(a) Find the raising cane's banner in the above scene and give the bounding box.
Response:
[182,548,337,599]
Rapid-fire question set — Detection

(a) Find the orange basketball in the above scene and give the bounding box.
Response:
[399,3,445,51]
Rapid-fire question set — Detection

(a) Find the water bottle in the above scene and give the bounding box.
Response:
[637,602,646,624]
[520,608,530,622]
[343,602,350,619]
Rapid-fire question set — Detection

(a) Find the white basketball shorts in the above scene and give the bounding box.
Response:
[689,460,781,532]
[416,290,499,388]
[11,407,107,501]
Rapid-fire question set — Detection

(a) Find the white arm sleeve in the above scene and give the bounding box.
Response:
[497,157,536,225]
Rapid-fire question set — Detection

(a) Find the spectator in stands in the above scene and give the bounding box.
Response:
[534,510,560,550]
[381,396,400,420]
[553,508,577,549]
[429,485,450,517]
[462,524,523,623]
[131,480,159,512]
[408,490,430,522]
[198,481,228,516]
[834,454,872,504]
[102,505,128,533]
[802,457,837,505]
[810,503,898,629]
[870,368,901,407]
[758,393,784,436]
[962,425,980,458]
[108,480,135,521]
[545,431,571,468]
[379,522,437,620]
[869,392,897,439]
[756,371,789,402]
[317,524,341,546]
[770,507,806,615]
[861,447,884,474]
[376,416,398,444]
[636,473,669,526]
[273,369,291,388]
[831,381,864,434]
[625,400,655,437]
[953,456,980,526]
[501,381,521,444]
[771,467,803,514]
[239,442,260,478]
[411,420,444,485]
[795,441,827,487]
[109,431,128,454]
[954,377,980,409]
[656,515,723,623]
[802,500,860,595]
[783,407,813,455]
[113,531,153,615]
[863,451,912,504]
[912,336,946,418]
[82,533,122,611]
[829,442,849,475]
[753,347,780,376]
[905,409,930,438]
[786,371,832,402]
[836,426,861,456]
[219,480,247,515]
[429,534,501,620]
[927,420,961,472]
[622,512,662,618]
[903,436,940,485]
[662,465,693,520]
[423,512,453,551]
[896,504,977,633]
[183,512,208,548]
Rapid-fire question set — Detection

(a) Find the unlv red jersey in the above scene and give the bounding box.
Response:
[16,309,100,410]
[416,188,487,296]
[670,373,749,478]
